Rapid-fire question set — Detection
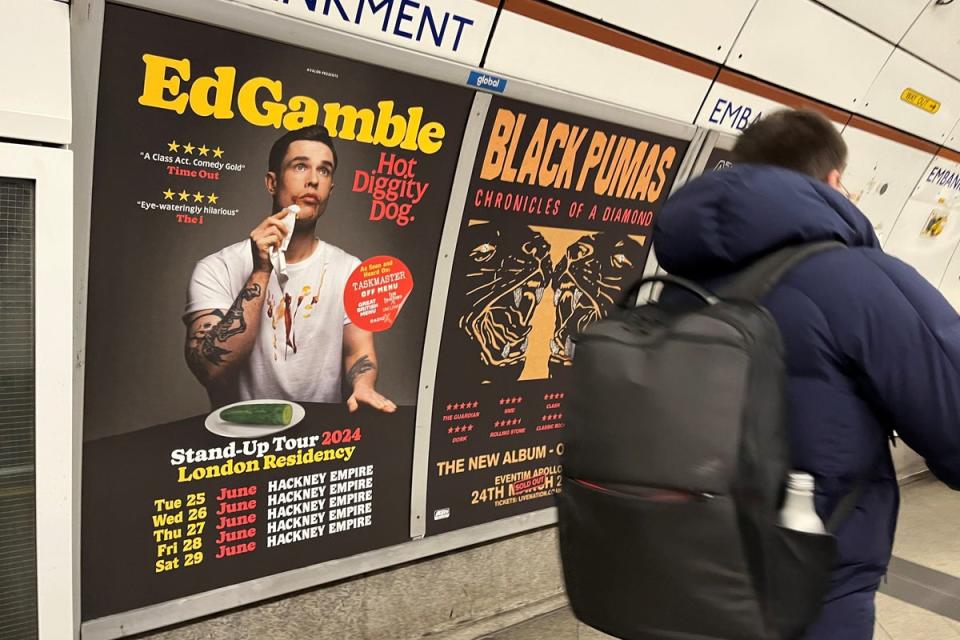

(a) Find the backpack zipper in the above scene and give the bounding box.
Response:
[572,478,718,503]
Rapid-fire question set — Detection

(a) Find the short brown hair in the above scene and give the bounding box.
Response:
[269,126,338,175]
[732,109,847,181]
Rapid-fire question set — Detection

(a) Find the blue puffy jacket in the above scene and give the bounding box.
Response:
[653,164,960,639]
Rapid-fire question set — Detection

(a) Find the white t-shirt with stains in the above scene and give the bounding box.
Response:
[185,239,360,404]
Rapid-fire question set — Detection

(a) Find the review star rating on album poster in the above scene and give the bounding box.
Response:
[425,97,689,534]
[80,4,472,620]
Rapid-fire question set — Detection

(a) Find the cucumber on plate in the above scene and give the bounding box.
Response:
[220,403,292,426]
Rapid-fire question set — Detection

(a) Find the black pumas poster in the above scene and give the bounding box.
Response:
[425,96,688,534]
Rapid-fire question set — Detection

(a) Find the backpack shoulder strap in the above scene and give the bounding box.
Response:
[717,241,845,301]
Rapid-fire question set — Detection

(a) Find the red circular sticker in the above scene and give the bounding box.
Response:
[344,256,414,332]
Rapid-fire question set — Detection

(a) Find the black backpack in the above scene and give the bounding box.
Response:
[557,242,859,640]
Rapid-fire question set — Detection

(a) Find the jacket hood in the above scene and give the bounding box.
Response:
[653,164,880,278]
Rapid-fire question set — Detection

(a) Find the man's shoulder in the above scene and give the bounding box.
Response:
[781,246,932,317]
[185,239,251,315]
[195,239,252,274]
[317,240,360,269]
[189,239,252,295]
[786,245,891,284]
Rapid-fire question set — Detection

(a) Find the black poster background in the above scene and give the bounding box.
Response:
[426,97,689,534]
[81,5,471,619]
[83,406,413,619]
[705,146,735,172]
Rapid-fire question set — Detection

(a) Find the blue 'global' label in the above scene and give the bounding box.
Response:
[467,70,507,93]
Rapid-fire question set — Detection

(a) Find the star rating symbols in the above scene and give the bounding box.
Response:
[446,401,479,412]
[168,189,219,203]
[449,424,475,434]
[166,140,224,157]
[541,414,563,422]
[494,418,522,428]
[544,392,565,401]
[498,397,523,406]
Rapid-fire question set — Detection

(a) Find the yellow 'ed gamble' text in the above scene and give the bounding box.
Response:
[138,54,446,153]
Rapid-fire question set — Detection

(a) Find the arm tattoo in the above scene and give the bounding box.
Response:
[188,284,262,368]
[184,309,223,327]
[347,355,376,386]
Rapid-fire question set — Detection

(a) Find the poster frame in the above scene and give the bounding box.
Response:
[71,0,699,636]
[409,91,493,538]
[688,129,737,179]
[642,126,711,280]
[640,129,729,303]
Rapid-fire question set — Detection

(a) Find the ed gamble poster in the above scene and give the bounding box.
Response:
[80,4,472,619]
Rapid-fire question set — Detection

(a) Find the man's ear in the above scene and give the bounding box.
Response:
[265,171,277,195]
[826,168,842,190]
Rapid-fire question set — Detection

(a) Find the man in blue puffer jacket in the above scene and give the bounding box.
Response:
[653,109,960,639]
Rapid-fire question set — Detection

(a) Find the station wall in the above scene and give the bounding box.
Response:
[33,0,960,637]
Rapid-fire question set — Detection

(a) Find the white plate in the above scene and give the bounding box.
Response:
[204,399,305,439]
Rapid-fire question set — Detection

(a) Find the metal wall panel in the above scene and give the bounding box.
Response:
[901,0,960,82]
[816,0,927,42]
[858,48,960,144]
[727,0,893,111]
[485,1,717,124]
[0,0,72,144]
[884,153,960,286]
[841,120,938,246]
[550,0,756,63]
